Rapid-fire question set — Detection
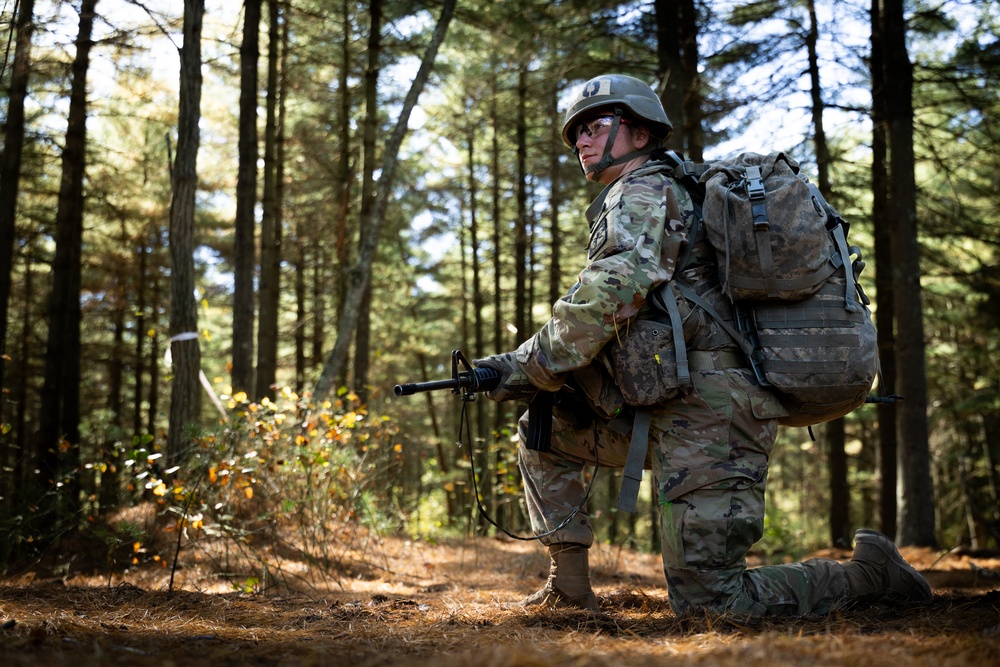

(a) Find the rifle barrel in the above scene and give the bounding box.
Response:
[394,378,462,396]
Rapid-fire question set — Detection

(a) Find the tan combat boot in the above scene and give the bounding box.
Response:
[842,529,933,602]
[520,543,600,611]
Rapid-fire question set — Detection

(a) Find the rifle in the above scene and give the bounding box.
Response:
[394,350,552,452]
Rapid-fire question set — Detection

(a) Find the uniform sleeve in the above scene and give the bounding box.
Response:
[518,174,692,390]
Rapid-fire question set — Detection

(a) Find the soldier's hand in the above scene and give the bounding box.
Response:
[473,352,539,402]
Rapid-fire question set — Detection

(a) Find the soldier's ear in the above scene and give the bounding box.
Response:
[632,125,651,149]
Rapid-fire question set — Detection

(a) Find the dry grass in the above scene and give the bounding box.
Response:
[1,529,999,666]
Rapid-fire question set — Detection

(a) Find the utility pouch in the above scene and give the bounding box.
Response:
[607,318,685,406]
[573,361,626,420]
[606,280,696,407]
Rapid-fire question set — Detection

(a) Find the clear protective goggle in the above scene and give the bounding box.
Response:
[570,115,630,144]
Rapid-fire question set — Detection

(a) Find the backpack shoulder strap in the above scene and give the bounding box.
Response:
[655,149,710,205]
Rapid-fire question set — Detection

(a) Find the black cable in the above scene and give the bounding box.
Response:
[457,397,599,542]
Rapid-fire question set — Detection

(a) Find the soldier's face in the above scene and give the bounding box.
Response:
[575,116,648,184]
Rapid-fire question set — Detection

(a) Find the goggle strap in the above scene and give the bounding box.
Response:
[588,108,624,176]
[585,146,658,176]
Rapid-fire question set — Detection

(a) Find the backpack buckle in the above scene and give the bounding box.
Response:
[745,166,766,200]
[745,166,769,230]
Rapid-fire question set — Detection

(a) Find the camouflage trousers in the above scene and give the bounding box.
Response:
[518,367,848,616]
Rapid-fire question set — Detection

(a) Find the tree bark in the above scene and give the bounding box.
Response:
[514,70,528,346]
[870,0,898,540]
[678,0,703,161]
[547,85,562,305]
[36,0,99,517]
[256,0,283,401]
[167,0,206,465]
[466,105,490,463]
[134,233,149,438]
[804,0,849,548]
[328,0,353,388]
[312,0,456,402]
[490,74,504,455]
[0,0,36,411]
[654,0,684,153]
[353,0,382,405]
[232,0,261,395]
[882,0,937,547]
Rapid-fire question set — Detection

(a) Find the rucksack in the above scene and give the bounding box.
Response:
[657,150,880,428]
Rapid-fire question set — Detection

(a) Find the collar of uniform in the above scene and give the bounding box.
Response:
[585,175,625,228]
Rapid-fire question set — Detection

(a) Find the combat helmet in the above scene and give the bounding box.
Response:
[561,74,673,177]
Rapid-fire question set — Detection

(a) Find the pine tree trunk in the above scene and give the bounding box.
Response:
[331,0,353,389]
[678,0,703,161]
[232,0,261,395]
[514,70,528,344]
[805,0,849,548]
[467,116,491,470]
[102,272,126,510]
[256,0,283,401]
[354,0,382,405]
[547,85,563,305]
[133,238,148,441]
[870,0,898,540]
[37,0,98,519]
[654,0,684,152]
[0,0,35,399]
[882,0,937,547]
[167,0,206,466]
[490,78,505,467]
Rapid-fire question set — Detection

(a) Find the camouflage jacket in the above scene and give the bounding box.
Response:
[516,160,737,391]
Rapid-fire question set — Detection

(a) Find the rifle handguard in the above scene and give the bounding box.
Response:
[394,350,501,397]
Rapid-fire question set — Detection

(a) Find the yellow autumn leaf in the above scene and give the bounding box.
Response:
[244,486,254,499]
[233,391,248,403]
[152,482,167,496]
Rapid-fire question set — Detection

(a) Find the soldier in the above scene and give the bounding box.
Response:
[474,73,932,615]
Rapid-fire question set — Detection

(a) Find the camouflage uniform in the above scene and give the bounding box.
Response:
[513,162,849,615]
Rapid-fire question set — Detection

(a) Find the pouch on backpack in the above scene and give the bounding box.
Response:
[701,152,841,302]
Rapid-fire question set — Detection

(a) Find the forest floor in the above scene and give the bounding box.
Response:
[2,521,999,667]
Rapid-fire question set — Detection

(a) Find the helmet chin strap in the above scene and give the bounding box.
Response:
[574,107,656,178]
